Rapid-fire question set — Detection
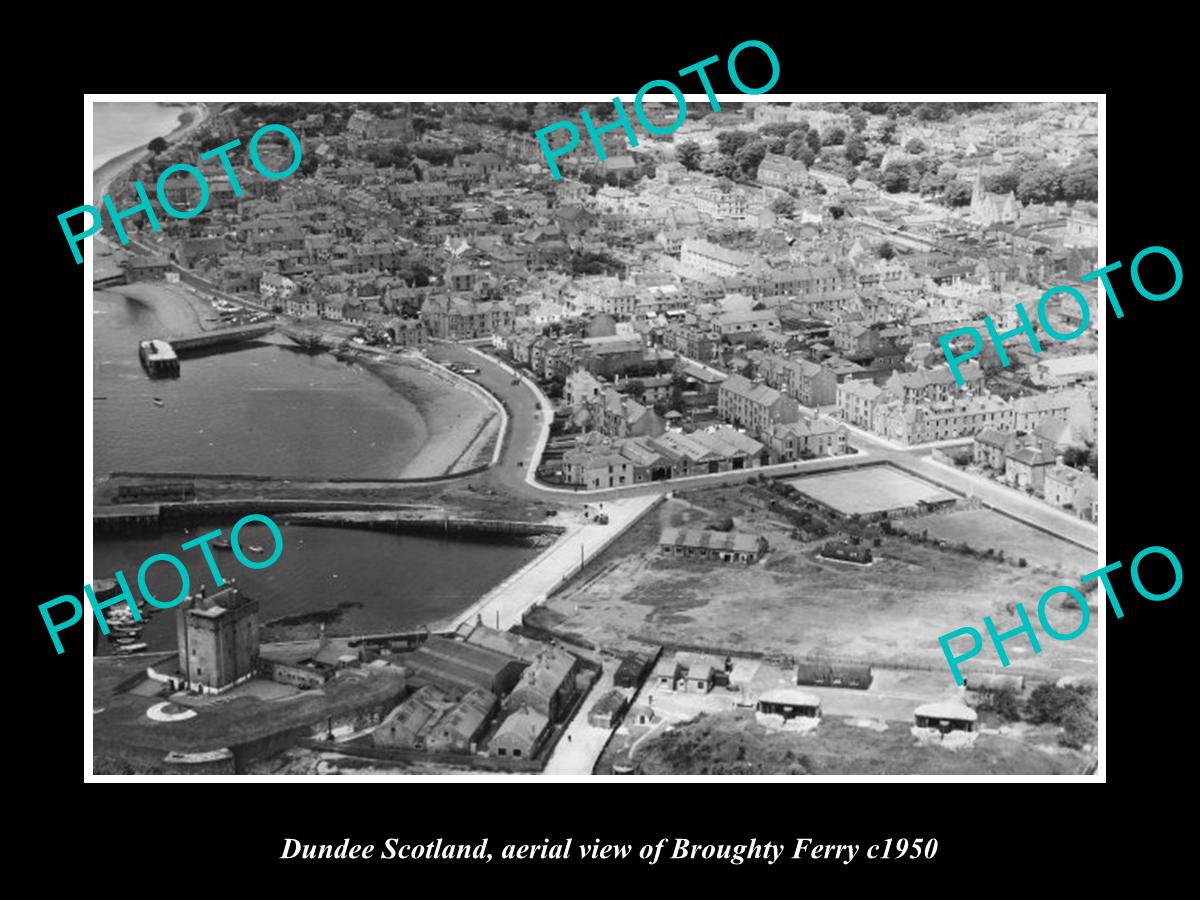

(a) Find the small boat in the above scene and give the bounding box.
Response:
[153,398,165,406]
[248,545,264,554]
[213,537,232,550]
[114,642,148,654]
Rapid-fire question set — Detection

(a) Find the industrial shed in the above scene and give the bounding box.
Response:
[659,527,768,564]
[756,688,822,720]
[397,636,526,696]
[489,707,550,759]
[423,688,498,754]
[613,653,653,689]
[373,685,450,748]
[588,690,628,729]
[965,673,1025,693]
[795,660,873,690]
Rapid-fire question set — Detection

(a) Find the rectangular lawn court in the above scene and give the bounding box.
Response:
[786,467,956,515]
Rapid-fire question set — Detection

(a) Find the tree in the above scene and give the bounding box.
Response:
[992,687,1022,721]
[1016,164,1063,205]
[676,140,703,171]
[985,169,1021,195]
[735,139,768,176]
[413,144,455,166]
[849,109,869,133]
[148,137,169,154]
[1061,156,1098,202]
[784,129,806,158]
[704,155,739,179]
[821,125,846,146]
[844,133,867,165]
[757,122,797,138]
[918,170,949,195]
[492,207,510,225]
[716,130,754,157]
[1061,445,1098,474]
[914,103,953,122]
[1059,703,1097,750]
[877,241,895,260]
[771,195,795,217]
[881,162,911,193]
[944,180,973,207]
[1027,683,1089,726]
[806,129,822,155]
[761,135,786,154]
[904,137,926,155]
[879,120,898,145]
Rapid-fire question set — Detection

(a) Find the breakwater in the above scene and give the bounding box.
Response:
[278,510,564,539]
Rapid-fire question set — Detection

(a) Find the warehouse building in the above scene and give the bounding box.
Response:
[756,688,822,723]
[397,636,526,696]
[489,707,550,759]
[659,527,769,564]
[423,688,498,754]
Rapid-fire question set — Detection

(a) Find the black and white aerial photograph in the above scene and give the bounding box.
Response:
[87,96,1101,778]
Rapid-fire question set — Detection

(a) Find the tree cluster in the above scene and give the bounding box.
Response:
[1026,682,1097,749]
[985,153,1098,204]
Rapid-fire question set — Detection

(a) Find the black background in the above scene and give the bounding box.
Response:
[15,21,1190,886]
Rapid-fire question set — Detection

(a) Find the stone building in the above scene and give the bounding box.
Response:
[175,586,259,695]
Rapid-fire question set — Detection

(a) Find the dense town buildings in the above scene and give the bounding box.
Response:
[99,99,1100,776]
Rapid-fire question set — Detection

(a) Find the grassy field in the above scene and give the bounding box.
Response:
[908,509,1096,574]
[530,493,1097,680]
[786,468,955,515]
[630,711,1087,775]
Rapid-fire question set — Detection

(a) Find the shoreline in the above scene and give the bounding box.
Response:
[91,101,496,482]
[93,102,211,201]
[95,281,212,336]
[356,355,497,479]
[95,280,495,480]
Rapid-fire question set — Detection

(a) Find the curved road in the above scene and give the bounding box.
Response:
[431,343,1098,552]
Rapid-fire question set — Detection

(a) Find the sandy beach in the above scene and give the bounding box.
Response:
[92,102,211,201]
[358,356,497,478]
[99,278,497,478]
[97,281,214,336]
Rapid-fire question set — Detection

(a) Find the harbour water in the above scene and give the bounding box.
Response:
[93,290,429,478]
[90,103,525,636]
[93,520,542,655]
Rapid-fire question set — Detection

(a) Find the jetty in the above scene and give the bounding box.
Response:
[164,323,276,354]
